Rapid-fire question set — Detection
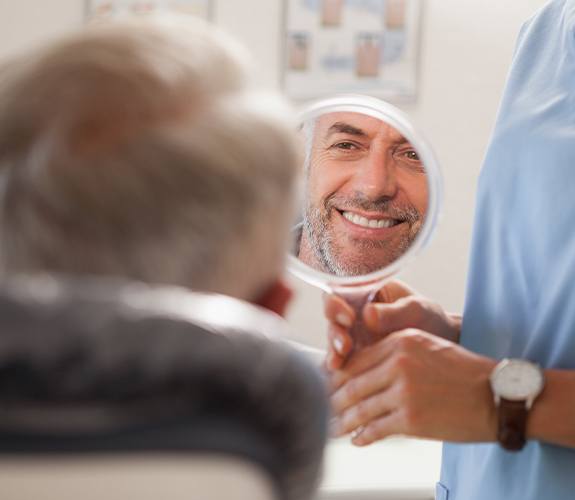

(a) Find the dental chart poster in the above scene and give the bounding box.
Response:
[86,0,213,22]
[283,0,422,101]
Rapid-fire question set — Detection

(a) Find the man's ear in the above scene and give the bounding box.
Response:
[255,278,293,317]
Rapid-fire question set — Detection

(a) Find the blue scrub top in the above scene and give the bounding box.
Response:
[438,1,575,499]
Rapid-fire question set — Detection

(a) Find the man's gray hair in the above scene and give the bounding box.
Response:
[301,117,316,173]
[0,16,300,301]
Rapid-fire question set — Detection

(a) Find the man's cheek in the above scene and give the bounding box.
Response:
[319,166,354,193]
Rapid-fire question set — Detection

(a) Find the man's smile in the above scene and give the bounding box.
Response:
[339,209,403,229]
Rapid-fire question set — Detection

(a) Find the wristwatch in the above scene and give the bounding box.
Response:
[489,358,544,451]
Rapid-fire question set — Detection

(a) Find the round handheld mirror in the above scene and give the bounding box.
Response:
[289,94,442,350]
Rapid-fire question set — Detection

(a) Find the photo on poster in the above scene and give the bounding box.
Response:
[86,0,213,22]
[282,0,422,101]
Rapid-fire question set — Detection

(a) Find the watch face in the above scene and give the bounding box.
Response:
[491,360,544,401]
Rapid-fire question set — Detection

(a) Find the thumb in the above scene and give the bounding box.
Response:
[363,298,417,337]
[375,280,417,303]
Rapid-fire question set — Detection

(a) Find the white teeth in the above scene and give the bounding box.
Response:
[342,211,396,229]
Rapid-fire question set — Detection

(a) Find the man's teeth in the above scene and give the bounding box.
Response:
[342,211,397,228]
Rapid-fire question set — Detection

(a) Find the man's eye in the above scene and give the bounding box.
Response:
[403,150,420,161]
[332,142,359,151]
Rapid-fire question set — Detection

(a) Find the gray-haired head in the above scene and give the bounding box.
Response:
[0,16,300,301]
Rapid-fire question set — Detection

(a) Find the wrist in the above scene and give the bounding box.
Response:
[526,369,575,447]
[526,368,550,440]
[455,351,497,441]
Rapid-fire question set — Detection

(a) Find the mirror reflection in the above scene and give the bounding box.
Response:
[294,111,429,277]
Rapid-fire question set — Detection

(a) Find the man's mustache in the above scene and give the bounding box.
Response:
[324,192,420,223]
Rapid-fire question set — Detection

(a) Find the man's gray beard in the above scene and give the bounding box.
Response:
[303,198,420,277]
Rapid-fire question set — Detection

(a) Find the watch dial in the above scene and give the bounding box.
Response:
[492,361,544,401]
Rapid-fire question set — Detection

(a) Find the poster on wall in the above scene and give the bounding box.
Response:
[86,0,213,22]
[282,0,422,102]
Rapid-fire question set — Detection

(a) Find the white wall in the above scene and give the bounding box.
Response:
[0,0,83,59]
[0,0,548,348]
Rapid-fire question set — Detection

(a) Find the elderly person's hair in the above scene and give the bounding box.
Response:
[0,17,299,301]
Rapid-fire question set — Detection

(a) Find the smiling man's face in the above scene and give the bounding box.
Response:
[298,112,428,276]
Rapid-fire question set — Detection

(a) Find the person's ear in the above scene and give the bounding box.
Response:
[255,279,293,317]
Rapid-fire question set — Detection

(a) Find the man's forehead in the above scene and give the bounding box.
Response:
[316,112,405,141]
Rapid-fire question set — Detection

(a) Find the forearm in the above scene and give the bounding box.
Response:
[527,369,575,448]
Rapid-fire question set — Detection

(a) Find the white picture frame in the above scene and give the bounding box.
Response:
[282,0,423,102]
[86,0,214,22]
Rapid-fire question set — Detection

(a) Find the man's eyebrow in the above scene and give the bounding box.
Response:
[394,136,410,146]
[325,122,367,138]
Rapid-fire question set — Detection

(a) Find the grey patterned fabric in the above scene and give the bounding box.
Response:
[0,275,328,500]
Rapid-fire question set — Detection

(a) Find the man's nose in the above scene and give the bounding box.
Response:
[350,149,398,200]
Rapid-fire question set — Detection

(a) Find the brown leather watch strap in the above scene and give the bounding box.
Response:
[497,398,528,451]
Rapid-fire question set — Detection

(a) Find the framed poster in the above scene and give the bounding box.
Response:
[86,0,214,22]
[282,0,422,102]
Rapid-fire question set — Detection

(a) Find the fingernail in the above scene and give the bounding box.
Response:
[352,437,367,447]
[350,426,364,440]
[351,426,367,446]
[333,336,344,354]
[335,312,352,328]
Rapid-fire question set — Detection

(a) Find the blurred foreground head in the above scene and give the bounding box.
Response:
[0,17,299,303]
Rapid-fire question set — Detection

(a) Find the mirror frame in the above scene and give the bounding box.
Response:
[288,94,443,292]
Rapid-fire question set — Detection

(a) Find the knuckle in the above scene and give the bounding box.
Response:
[355,400,372,421]
[344,379,360,402]
[360,424,376,443]
[405,297,424,315]
[396,334,416,351]
[393,336,408,351]
[369,419,387,439]
[400,330,426,350]
[405,299,434,329]
[406,328,422,338]
[392,352,412,372]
